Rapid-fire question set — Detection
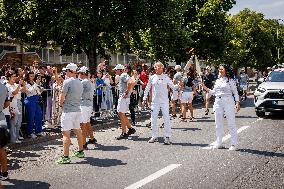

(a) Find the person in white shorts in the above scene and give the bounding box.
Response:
[171,65,182,118]
[56,63,84,164]
[114,64,136,140]
[78,66,96,150]
[180,70,196,122]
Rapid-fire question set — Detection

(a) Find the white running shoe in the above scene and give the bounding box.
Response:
[228,145,238,151]
[212,144,225,149]
[164,137,171,145]
[148,137,158,143]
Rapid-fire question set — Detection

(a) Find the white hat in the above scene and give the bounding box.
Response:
[64,63,78,72]
[113,64,125,70]
[78,66,89,73]
[206,66,211,70]
[175,65,181,70]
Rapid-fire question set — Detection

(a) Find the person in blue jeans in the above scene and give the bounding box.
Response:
[24,71,44,138]
[94,71,105,117]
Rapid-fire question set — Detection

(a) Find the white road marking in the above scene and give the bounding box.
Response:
[202,125,251,150]
[124,164,181,189]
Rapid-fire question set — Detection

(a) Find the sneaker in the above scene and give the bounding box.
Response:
[88,138,97,144]
[146,122,151,128]
[18,136,24,140]
[0,172,9,181]
[15,140,22,144]
[205,109,209,115]
[36,132,46,137]
[83,143,88,150]
[127,128,136,135]
[160,123,164,128]
[172,114,177,118]
[148,137,158,143]
[228,145,238,151]
[164,137,171,145]
[56,156,71,164]
[212,144,225,149]
[116,133,129,140]
[27,133,37,139]
[71,151,85,158]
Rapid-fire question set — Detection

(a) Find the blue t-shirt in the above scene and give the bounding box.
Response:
[96,78,105,95]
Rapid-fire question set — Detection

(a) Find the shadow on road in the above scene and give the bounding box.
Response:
[172,127,201,132]
[238,148,284,158]
[4,179,50,189]
[94,144,129,152]
[76,157,127,167]
[171,142,208,147]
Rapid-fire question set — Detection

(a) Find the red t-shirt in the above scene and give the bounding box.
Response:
[140,71,148,89]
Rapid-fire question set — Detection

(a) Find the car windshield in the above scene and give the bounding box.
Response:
[266,71,284,82]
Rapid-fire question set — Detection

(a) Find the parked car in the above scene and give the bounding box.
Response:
[254,68,284,117]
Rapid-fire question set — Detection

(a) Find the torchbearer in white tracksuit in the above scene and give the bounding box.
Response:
[201,64,240,151]
[142,62,175,145]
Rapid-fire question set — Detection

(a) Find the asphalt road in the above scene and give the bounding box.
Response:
[2,96,284,189]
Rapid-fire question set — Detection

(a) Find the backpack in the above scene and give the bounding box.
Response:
[185,77,194,88]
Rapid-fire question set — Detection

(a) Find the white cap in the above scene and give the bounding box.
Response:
[206,66,211,70]
[241,68,245,71]
[78,66,89,73]
[175,65,181,70]
[113,64,125,70]
[64,63,78,72]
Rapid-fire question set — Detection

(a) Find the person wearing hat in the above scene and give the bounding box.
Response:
[56,63,84,164]
[78,66,97,149]
[113,64,136,140]
[238,68,249,101]
[202,66,215,115]
[142,61,175,145]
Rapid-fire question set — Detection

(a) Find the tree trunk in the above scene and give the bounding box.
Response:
[86,36,98,72]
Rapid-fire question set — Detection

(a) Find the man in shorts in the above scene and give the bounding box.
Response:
[56,63,84,164]
[78,66,97,150]
[171,65,182,117]
[114,64,136,140]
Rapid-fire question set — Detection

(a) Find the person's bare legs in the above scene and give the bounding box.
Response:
[80,123,88,145]
[181,103,187,120]
[188,102,194,118]
[62,131,71,156]
[0,148,8,173]
[118,112,127,133]
[73,129,84,151]
[171,100,176,115]
[86,122,95,140]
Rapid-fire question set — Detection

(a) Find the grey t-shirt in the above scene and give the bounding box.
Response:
[81,79,94,107]
[174,72,182,82]
[0,83,8,124]
[62,78,83,113]
[119,73,130,98]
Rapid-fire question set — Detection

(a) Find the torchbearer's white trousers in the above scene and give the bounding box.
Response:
[150,102,171,138]
[213,96,238,146]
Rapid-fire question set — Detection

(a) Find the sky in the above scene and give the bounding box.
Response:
[229,0,284,20]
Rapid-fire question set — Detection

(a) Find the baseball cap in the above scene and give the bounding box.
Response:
[64,63,78,72]
[78,66,89,73]
[113,64,125,70]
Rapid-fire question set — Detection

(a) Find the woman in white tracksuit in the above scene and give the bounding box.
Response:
[201,64,240,151]
[142,62,175,145]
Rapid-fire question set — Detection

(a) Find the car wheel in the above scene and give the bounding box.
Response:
[256,110,265,118]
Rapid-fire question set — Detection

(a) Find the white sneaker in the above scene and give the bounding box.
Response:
[228,145,238,151]
[212,144,225,149]
[18,136,24,140]
[164,137,171,145]
[28,133,37,139]
[148,137,158,143]
[15,140,22,144]
[36,132,46,137]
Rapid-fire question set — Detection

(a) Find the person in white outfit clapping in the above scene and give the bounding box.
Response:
[201,64,240,151]
[142,61,175,145]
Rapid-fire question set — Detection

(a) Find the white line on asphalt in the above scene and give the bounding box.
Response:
[124,164,182,189]
[202,125,250,150]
